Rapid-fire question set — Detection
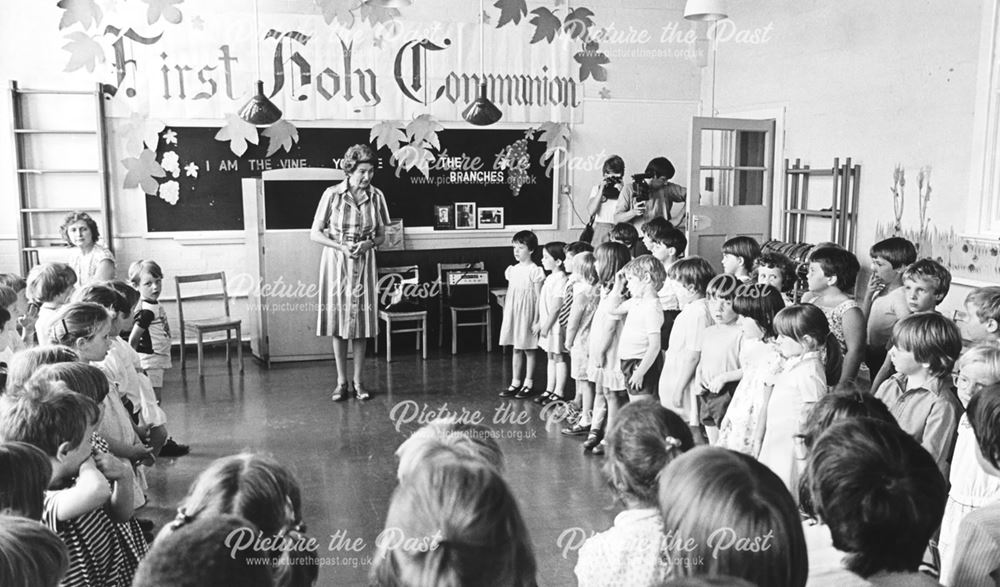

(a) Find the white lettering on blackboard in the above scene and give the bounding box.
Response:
[220,160,238,171]
[279,159,307,168]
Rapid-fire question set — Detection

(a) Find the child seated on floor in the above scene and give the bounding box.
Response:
[875,312,964,481]
[963,286,1000,345]
[0,378,131,587]
[805,418,947,586]
[0,514,68,587]
[370,452,537,587]
[25,262,77,346]
[158,453,317,587]
[0,273,38,346]
[395,416,505,481]
[575,401,693,587]
[657,447,807,585]
[0,440,52,520]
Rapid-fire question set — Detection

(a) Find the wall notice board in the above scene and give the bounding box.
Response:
[149,126,555,232]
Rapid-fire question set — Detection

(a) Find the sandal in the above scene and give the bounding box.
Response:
[352,382,372,401]
[331,383,349,402]
[499,384,519,398]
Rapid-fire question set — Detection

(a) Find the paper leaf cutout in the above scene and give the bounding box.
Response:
[359,3,399,26]
[184,162,199,178]
[391,145,435,178]
[215,113,260,157]
[62,32,105,73]
[191,15,204,30]
[262,120,300,156]
[482,10,491,25]
[574,40,610,82]
[529,7,561,44]
[536,121,570,149]
[370,121,406,154]
[158,180,180,205]
[163,129,178,145]
[494,0,527,28]
[161,151,180,177]
[599,86,611,99]
[58,0,103,30]
[405,114,444,151]
[122,114,166,155]
[143,0,184,25]
[563,7,594,40]
[315,0,361,27]
[122,150,166,195]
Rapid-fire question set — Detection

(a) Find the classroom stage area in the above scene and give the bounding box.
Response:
[143,345,614,587]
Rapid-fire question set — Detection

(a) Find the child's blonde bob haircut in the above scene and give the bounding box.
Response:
[622,254,667,293]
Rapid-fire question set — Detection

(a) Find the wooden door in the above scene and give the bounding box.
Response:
[686,117,776,273]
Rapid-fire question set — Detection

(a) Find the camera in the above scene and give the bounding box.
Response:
[631,173,651,203]
[600,176,622,200]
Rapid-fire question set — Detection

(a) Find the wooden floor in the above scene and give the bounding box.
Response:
[144,342,617,587]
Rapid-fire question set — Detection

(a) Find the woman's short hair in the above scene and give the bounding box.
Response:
[341,144,376,173]
[0,441,53,520]
[395,417,505,481]
[645,157,676,180]
[602,155,625,177]
[371,455,537,587]
[806,418,946,577]
[60,211,101,246]
[0,514,68,587]
[657,447,807,587]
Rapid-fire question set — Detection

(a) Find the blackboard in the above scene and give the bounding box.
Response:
[149,126,555,232]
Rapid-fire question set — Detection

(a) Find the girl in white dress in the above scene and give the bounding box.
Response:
[716,284,786,457]
[535,242,569,403]
[499,231,545,398]
[758,304,830,494]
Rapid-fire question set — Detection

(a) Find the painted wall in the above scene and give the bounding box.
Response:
[709,0,988,315]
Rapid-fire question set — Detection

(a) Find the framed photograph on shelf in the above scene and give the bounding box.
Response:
[455,202,477,230]
[434,205,454,230]
[478,207,504,229]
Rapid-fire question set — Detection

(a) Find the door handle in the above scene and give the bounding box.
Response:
[691,214,710,231]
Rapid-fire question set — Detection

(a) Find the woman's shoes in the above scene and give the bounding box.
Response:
[514,385,535,400]
[331,383,349,402]
[583,430,603,451]
[499,384,519,398]
[352,382,371,401]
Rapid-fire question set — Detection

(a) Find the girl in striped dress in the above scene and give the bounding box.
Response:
[311,144,391,402]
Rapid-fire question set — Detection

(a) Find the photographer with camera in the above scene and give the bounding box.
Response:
[585,155,631,245]
[614,157,687,229]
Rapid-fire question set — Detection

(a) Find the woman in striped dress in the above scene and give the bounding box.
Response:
[311,144,390,402]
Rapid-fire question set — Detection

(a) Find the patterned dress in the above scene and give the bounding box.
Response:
[716,338,783,457]
[70,243,116,287]
[315,181,390,339]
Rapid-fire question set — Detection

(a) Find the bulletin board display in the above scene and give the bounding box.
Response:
[149,126,556,232]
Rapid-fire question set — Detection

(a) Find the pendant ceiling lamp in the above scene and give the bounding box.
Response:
[463,0,502,126]
[238,0,282,125]
[683,0,728,21]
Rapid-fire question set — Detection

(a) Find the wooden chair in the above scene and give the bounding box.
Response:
[174,272,243,377]
[374,265,428,362]
[438,262,492,354]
